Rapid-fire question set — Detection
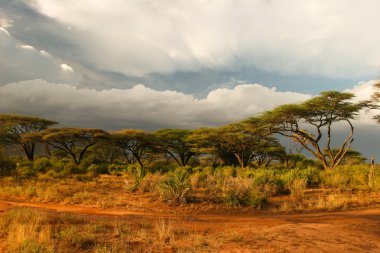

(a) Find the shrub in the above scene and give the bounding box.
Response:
[125,164,147,192]
[221,166,237,177]
[17,161,36,178]
[222,178,266,208]
[87,164,109,176]
[321,165,370,190]
[190,171,208,189]
[57,227,95,249]
[252,169,284,195]
[282,166,322,189]
[33,157,52,173]
[288,178,307,199]
[159,170,192,205]
[148,160,175,174]
[138,173,164,193]
[0,151,16,177]
[107,164,127,173]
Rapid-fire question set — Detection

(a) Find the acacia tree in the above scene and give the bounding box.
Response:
[259,91,371,170]
[154,129,196,166]
[41,128,109,165]
[112,129,157,169]
[90,141,123,164]
[0,114,57,161]
[251,138,286,167]
[190,123,280,168]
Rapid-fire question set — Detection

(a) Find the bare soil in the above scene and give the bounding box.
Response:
[0,198,379,252]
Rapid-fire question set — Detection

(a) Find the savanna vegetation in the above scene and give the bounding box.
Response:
[0,89,379,252]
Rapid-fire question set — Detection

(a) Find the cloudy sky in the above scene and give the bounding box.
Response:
[0,0,379,157]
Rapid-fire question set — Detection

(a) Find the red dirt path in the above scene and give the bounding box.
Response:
[0,199,379,252]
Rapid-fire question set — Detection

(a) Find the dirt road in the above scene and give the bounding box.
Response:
[0,199,379,252]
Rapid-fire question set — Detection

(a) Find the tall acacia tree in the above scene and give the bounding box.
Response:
[42,128,109,165]
[0,114,57,161]
[259,91,371,170]
[154,129,196,166]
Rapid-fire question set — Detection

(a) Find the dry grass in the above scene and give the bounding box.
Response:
[0,207,214,253]
[276,190,380,213]
[0,171,378,215]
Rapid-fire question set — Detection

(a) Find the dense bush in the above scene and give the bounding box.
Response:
[321,165,370,190]
[125,164,147,192]
[0,150,16,177]
[33,157,52,173]
[159,169,192,205]
[16,161,35,177]
[87,164,109,176]
[222,178,267,208]
[252,169,285,195]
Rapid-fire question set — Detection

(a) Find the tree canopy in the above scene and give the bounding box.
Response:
[112,129,157,169]
[41,128,109,165]
[154,129,196,166]
[190,122,284,168]
[0,114,57,161]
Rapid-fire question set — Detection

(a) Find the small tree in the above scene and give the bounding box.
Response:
[154,129,196,166]
[90,141,123,164]
[42,128,109,165]
[260,91,371,170]
[0,114,57,161]
[112,129,157,169]
[189,123,279,168]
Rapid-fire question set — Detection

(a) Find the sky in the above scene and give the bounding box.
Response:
[0,0,379,158]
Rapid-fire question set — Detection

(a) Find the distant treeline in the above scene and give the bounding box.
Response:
[1,90,378,170]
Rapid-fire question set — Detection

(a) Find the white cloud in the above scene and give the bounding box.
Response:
[60,63,74,72]
[0,79,310,129]
[19,44,35,50]
[0,27,81,85]
[0,18,12,28]
[346,80,380,126]
[30,0,380,78]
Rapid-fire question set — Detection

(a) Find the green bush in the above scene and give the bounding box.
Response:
[148,160,175,174]
[252,169,285,195]
[33,157,52,173]
[159,170,192,205]
[17,161,36,178]
[321,165,370,190]
[0,151,16,177]
[222,178,266,208]
[87,164,109,176]
[138,173,164,193]
[287,178,307,198]
[281,166,322,191]
[125,164,147,192]
[49,158,70,172]
[107,164,127,173]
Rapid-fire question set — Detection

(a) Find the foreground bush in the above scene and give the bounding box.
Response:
[222,178,267,208]
[321,165,372,190]
[159,170,192,205]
